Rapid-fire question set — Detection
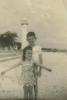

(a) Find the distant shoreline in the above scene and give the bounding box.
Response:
[0,47,67,53]
[42,48,67,53]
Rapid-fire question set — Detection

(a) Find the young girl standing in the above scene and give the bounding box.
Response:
[21,46,36,100]
[1,46,36,100]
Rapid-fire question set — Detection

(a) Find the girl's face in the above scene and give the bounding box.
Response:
[27,36,36,46]
[25,49,32,61]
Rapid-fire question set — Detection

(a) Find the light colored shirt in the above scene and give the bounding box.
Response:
[32,45,42,64]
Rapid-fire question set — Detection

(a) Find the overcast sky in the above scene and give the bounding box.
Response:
[0,0,67,49]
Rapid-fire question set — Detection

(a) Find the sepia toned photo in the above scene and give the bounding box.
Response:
[0,0,67,100]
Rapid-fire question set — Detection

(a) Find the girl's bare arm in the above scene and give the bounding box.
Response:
[1,62,22,75]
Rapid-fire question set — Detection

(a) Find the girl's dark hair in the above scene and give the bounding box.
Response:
[23,46,32,61]
[26,31,37,39]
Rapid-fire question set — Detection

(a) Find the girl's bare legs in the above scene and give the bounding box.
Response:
[24,85,28,100]
[29,86,33,100]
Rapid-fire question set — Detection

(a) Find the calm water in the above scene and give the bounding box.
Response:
[0,51,67,100]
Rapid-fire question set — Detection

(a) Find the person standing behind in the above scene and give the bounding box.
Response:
[24,31,43,100]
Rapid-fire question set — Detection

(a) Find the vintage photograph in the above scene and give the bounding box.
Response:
[0,0,67,100]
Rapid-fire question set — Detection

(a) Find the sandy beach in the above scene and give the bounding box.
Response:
[0,50,66,100]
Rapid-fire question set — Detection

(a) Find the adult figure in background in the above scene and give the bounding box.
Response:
[23,31,43,100]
